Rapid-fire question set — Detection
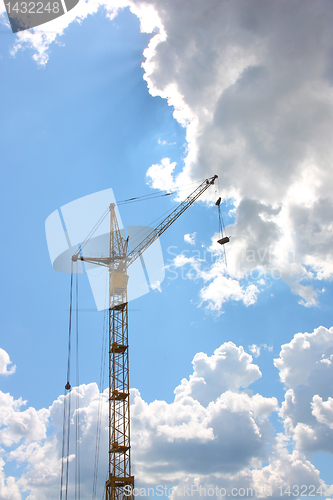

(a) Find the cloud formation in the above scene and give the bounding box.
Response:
[274,326,333,454]
[3,0,333,308]
[0,348,16,376]
[140,0,333,308]
[0,456,21,500]
[174,343,262,406]
[184,233,196,246]
[1,330,333,498]
[166,248,260,312]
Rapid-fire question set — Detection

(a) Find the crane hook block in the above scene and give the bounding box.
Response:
[217,236,230,245]
[65,382,71,391]
[215,197,221,206]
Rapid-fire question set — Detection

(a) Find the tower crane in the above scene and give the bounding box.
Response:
[71,174,218,500]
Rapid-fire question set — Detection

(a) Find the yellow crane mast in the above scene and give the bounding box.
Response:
[72,175,218,500]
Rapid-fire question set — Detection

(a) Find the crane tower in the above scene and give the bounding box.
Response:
[72,175,218,500]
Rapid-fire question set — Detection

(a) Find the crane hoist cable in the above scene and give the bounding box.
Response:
[215,197,229,268]
[60,264,73,500]
[60,261,81,500]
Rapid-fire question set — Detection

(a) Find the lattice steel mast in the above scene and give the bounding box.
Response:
[72,175,217,500]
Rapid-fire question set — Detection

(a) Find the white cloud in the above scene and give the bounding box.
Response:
[184,232,196,245]
[8,383,109,500]
[0,457,21,500]
[249,344,261,358]
[2,336,333,497]
[2,349,272,496]
[131,343,278,486]
[0,348,16,376]
[274,326,333,454]
[2,0,137,66]
[174,342,262,406]
[312,395,333,430]
[9,0,106,66]
[158,138,176,146]
[171,253,199,269]
[251,434,324,500]
[249,344,274,358]
[5,1,333,307]
[274,325,333,388]
[138,0,333,307]
[166,246,261,311]
[150,280,162,292]
[132,387,277,485]
[199,269,259,311]
[146,157,177,192]
[0,391,49,447]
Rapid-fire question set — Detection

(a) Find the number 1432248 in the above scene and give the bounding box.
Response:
[5,2,60,14]
[279,485,330,497]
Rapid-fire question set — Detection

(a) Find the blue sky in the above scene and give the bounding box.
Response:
[1,1,333,499]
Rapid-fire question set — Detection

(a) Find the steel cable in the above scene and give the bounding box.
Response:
[60,263,73,500]
[75,268,81,500]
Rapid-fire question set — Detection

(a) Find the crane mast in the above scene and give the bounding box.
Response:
[73,175,217,500]
[107,204,132,500]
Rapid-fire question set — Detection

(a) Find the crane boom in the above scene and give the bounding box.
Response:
[127,175,217,267]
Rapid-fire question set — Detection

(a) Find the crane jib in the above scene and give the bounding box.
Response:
[127,175,218,267]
